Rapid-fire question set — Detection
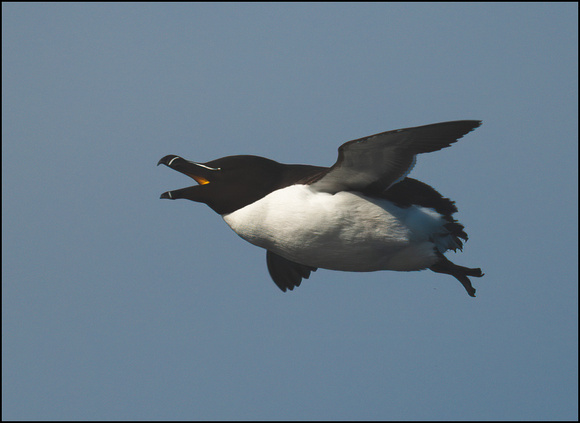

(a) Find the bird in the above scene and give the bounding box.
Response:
[158,120,483,297]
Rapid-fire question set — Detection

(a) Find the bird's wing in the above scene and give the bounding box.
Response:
[266,250,317,292]
[309,120,481,194]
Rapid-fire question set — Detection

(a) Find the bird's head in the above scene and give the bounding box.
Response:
[157,154,284,215]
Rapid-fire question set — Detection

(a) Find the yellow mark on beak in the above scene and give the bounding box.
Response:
[189,174,210,185]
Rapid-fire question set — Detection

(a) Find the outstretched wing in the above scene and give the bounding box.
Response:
[266,250,317,292]
[309,120,481,194]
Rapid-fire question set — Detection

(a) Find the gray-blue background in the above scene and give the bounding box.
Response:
[3,3,578,420]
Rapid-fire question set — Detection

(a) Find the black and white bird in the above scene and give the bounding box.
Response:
[158,120,483,296]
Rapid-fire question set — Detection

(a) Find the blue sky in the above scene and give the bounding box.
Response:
[2,3,577,420]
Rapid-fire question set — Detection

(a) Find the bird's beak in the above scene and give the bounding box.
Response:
[157,155,215,200]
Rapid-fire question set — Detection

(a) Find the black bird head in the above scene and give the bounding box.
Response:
[158,155,289,215]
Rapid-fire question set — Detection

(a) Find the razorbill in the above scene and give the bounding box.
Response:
[158,120,483,296]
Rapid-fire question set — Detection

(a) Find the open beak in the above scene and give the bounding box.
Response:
[157,155,215,200]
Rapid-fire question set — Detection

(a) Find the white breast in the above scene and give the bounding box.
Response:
[222,185,446,272]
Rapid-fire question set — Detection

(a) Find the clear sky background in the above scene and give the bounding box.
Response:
[2,3,578,421]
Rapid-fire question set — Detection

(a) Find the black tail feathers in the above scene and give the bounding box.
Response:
[443,222,468,251]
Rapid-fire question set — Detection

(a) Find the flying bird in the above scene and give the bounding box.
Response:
[158,120,483,296]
